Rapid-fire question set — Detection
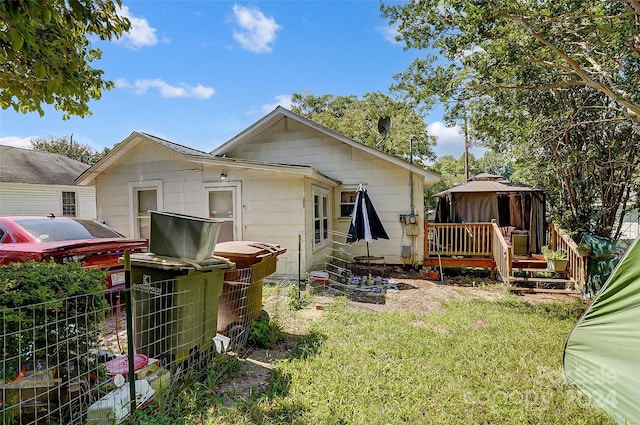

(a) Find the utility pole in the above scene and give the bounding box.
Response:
[463,114,469,181]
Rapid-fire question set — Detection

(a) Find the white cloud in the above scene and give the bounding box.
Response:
[114,78,132,89]
[116,6,159,49]
[428,121,487,158]
[0,136,33,149]
[377,23,401,44]
[118,78,215,99]
[261,95,292,113]
[428,121,465,157]
[232,4,281,53]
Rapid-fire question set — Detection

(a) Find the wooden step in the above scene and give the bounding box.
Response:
[508,287,581,295]
[512,259,547,268]
[513,268,564,274]
[505,277,573,283]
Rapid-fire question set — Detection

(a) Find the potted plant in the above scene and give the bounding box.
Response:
[577,243,591,257]
[542,246,569,272]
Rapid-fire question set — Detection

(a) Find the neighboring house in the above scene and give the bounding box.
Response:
[76,107,440,276]
[0,146,96,218]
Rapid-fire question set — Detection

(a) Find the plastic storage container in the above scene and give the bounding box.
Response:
[213,241,286,336]
[149,211,223,261]
[129,253,233,364]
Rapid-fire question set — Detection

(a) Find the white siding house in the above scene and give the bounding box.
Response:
[76,107,440,277]
[0,146,96,218]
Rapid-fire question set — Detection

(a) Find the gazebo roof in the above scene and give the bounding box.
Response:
[435,174,543,197]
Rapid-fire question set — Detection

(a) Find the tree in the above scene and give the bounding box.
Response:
[382,0,640,239]
[0,0,130,119]
[382,0,640,124]
[291,90,437,164]
[31,135,110,165]
[475,86,639,239]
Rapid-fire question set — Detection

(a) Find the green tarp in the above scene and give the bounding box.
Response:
[564,236,640,424]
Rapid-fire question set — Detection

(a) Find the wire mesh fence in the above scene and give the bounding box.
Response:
[1,264,263,424]
[1,293,113,424]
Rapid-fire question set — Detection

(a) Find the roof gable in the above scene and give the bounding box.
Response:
[212,106,440,184]
[75,131,340,187]
[0,146,89,185]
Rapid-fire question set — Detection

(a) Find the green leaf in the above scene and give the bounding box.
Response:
[8,27,23,51]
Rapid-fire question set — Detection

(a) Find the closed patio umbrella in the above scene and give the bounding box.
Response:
[347,184,389,277]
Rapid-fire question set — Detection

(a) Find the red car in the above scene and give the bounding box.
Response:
[0,214,148,291]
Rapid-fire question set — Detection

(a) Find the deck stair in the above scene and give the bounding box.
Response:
[506,266,579,295]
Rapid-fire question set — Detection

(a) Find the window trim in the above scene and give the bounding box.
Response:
[337,186,360,220]
[313,186,330,250]
[128,180,163,238]
[203,181,242,241]
[61,191,77,217]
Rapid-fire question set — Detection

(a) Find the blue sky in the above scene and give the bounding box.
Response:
[0,1,472,159]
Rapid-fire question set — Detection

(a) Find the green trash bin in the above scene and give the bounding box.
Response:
[129,253,233,364]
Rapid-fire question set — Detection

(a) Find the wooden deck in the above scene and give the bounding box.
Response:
[424,221,587,294]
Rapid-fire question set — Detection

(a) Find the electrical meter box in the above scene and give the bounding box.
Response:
[399,214,419,225]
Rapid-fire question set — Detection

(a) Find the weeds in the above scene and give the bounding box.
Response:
[288,285,312,310]
[248,311,282,349]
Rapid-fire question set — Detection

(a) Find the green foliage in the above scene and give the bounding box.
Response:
[249,311,282,349]
[288,285,312,311]
[123,355,243,425]
[0,0,131,119]
[383,0,640,121]
[30,134,112,165]
[383,0,640,239]
[542,246,568,260]
[291,90,436,163]
[0,261,108,379]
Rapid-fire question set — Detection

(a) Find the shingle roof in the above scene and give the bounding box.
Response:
[140,133,214,157]
[0,146,90,185]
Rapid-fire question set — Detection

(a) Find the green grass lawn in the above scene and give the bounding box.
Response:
[131,290,615,424]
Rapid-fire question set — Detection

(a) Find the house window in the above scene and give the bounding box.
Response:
[208,189,234,242]
[204,181,242,243]
[62,191,77,217]
[313,187,329,248]
[129,180,163,239]
[340,190,357,218]
[136,189,157,240]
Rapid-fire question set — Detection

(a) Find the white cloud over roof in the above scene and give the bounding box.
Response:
[0,136,33,149]
[261,95,292,113]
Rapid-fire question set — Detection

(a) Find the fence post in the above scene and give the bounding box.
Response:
[124,250,137,413]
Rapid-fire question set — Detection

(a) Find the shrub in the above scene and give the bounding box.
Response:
[248,310,281,349]
[0,260,108,381]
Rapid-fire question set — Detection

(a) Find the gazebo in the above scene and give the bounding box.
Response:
[433,174,546,255]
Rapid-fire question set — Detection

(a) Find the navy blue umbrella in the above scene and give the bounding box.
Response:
[347,185,389,269]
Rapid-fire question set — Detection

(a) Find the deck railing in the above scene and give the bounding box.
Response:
[491,220,512,279]
[424,221,585,290]
[549,223,588,291]
[424,222,493,257]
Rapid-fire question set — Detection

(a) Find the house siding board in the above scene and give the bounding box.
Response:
[0,182,96,219]
[238,173,305,276]
[230,125,426,267]
[94,142,208,236]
